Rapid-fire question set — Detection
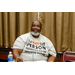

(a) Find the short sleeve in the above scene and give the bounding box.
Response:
[13,36,25,49]
[46,39,56,57]
[48,44,57,57]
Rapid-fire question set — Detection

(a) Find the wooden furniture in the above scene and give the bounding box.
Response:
[0,47,12,62]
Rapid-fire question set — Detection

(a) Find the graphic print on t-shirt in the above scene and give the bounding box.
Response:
[24,40,48,56]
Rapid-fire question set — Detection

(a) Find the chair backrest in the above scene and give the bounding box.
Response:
[0,48,10,54]
[63,51,75,62]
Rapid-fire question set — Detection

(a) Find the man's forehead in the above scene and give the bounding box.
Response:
[32,20,41,25]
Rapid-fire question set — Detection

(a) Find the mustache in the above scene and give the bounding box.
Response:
[32,29,40,32]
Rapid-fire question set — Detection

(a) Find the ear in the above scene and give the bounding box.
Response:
[40,27,42,32]
[41,26,42,30]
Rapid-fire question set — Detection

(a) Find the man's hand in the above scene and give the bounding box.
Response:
[13,49,23,62]
[48,56,56,62]
[16,57,23,62]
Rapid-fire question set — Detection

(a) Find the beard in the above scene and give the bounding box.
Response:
[30,31,40,36]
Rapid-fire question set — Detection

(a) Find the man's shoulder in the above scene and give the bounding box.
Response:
[20,32,30,37]
[40,34,53,45]
[17,32,30,40]
[40,34,50,41]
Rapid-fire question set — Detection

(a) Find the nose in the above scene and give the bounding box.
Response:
[33,26,39,29]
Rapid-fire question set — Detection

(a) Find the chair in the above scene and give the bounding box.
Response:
[63,51,75,62]
[0,47,11,61]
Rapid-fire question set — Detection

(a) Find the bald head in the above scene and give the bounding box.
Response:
[32,20,42,28]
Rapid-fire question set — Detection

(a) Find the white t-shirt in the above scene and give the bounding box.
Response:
[13,32,56,62]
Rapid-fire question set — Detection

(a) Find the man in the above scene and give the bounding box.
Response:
[13,20,56,62]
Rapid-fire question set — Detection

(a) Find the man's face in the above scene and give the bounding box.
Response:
[31,21,41,33]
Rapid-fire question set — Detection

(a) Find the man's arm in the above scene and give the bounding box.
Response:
[47,56,56,62]
[13,48,23,62]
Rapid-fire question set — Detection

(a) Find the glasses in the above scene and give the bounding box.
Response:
[32,25,41,28]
